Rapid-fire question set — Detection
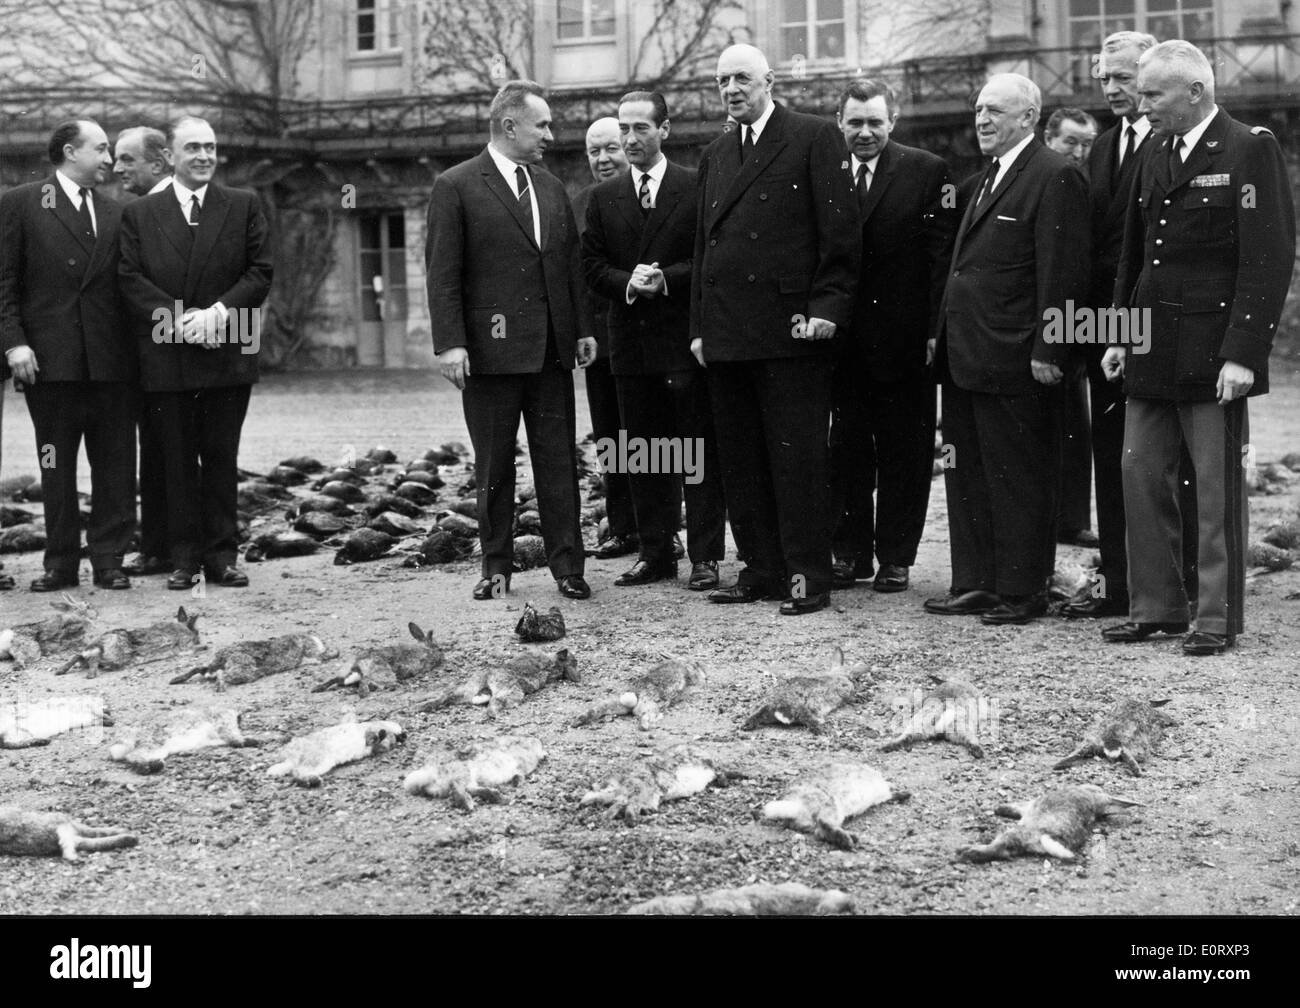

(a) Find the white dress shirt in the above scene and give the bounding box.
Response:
[172,179,226,323]
[1174,106,1219,161]
[991,132,1036,193]
[849,152,881,193]
[487,142,542,247]
[55,169,96,236]
[626,155,671,304]
[738,99,776,149]
[1117,115,1153,169]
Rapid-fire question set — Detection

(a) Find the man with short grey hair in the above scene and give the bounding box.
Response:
[927,73,1090,625]
[1101,39,1295,655]
[426,79,597,601]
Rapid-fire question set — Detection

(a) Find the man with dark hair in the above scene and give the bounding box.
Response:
[829,78,956,594]
[572,116,640,562]
[691,44,860,615]
[113,124,174,579]
[1043,106,1100,550]
[119,116,272,591]
[1044,107,1098,168]
[0,119,137,591]
[582,90,726,590]
[927,74,1091,625]
[427,79,597,601]
[1102,40,1295,655]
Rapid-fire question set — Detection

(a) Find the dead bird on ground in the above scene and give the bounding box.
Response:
[515,602,565,642]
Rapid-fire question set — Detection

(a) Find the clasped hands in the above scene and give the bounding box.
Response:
[629,261,665,298]
[180,305,225,350]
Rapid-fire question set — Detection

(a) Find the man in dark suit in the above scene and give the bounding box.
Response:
[113,125,174,578]
[926,74,1091,625]
[118,116,272,591]
[1044,107,1099,550]
[572,116,640,562]
[582,91,726,591]
[426,79,597,601]
[691,43,860,616]
[0,119,137,591]
[829,78,956,594]
[1101,40,1295,655]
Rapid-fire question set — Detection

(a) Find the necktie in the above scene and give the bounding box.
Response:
[515,165,536,246]
[854,162,871,214]
[1168,135,1184,176]
[741,125,755,159]
[188,194,201,226]
[1113,124,1136,187]
[76,187,95,239]
[976,158,998,210]
[1121,125,1136,168]
[638,173,652,216]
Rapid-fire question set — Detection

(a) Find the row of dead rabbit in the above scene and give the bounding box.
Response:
[3,595,1172,884]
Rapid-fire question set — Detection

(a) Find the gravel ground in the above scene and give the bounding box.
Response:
[2,367,1298,915]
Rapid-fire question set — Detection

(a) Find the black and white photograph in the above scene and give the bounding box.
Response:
[0,0,1295,959]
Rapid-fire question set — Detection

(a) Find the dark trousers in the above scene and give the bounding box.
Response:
[24,380,137,574]
[615,369,726,565]
[137,395,168,557]
[830,366,936,569]
[146,385,251,573]
[1058,353,1093,535]
[1123,397,1247,636]
[708,355,834,597]
[942,377,1062,597]
[584,357,636,540]
[1084,348,1199,607]
[462,360,584,581]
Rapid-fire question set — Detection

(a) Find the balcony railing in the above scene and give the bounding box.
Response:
[1,34,1296,149]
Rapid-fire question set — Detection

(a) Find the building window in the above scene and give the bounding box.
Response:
[778,0,846,63]
[359,212,407,322]
[1067,0,1214,50]
[355,0,402,53]
[557,0,616,41]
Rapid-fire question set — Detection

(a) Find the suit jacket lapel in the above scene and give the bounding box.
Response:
[615,172,643,241]
[184,183,230,304]
[710,104,789,226]
[80,199,119,289]
[158,187,193,261]
[49,180,95,255]
[477,148,538,248]
[636,162,681,259]
[858,143,895,223]
[964,140,1037,235]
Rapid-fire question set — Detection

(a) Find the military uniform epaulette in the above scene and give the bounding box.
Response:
[1251,125,1275,136]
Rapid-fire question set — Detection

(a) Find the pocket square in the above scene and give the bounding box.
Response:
[996,214,1018,221]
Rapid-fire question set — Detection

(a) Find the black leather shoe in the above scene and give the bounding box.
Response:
[92,568,131,590]
[923,589,1000,615]
[206,565,249,588]
[614,559,676,586]
[707,583,773,604]
[873,564,910,593]
[831,558,858,590]
[1183,631,1234,656]
[557,575,591,599]
[123,553,171,576]
[30,570,79,592]
[780,592,830,616]
[1101,621,1189,642]
[671,534,685,560]
[472,575,509,600]
[1062,594,1129,619]
[687,560,719,591]
[592,535,638,560]
[168,569,200,591]
[981,593,1048,625]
